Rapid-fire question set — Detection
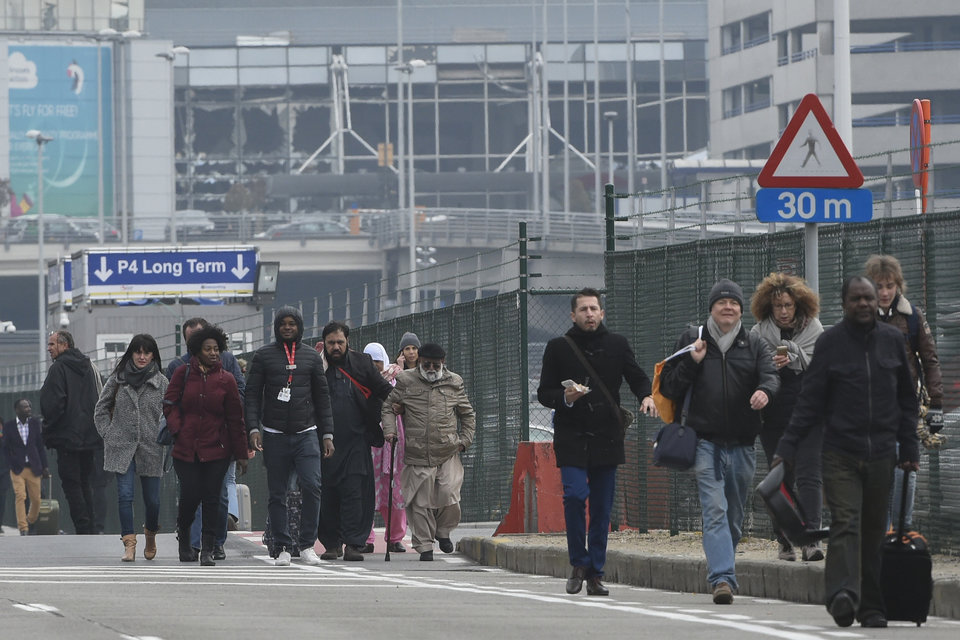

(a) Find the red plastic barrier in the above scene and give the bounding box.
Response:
[494,442,566,535]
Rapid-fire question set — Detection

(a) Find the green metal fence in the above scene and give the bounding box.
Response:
[603,209,960,554]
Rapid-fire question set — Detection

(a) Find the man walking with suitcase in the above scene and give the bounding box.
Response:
[775,277,919,629]
[40,331,104,535]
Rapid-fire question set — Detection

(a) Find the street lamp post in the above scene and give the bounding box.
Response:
[396,59,426,313]
[157,46,190,245]
[603,111,618,185]
[26,129,53,368]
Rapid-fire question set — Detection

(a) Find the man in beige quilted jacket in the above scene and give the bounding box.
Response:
[382,343,475,561]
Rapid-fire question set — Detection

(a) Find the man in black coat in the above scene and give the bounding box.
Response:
[3,399,49,535]
[537,287,657,596]
[775,277,919,629]
[39,330,104,534]
[316,321,393,561]
[246,306,335,567]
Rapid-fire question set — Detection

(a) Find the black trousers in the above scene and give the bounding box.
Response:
[318,472,374,548]
[91,447,113,534]
[174,457,230,548]
[55,448,97,534]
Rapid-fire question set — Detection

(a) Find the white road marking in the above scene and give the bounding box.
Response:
[714,614,754,620]
[821,632,865,638]
[13,603,61,614]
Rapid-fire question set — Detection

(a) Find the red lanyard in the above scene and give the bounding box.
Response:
[283,342,296,386]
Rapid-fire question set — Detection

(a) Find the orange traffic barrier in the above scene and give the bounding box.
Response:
[494,442,566,535]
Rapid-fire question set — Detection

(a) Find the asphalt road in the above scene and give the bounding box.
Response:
[1,531,958,640]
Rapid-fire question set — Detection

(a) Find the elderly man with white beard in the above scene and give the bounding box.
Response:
[382,343,475,561]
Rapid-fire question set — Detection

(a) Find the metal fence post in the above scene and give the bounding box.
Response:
[519,221,530,442]
[604,183,615,253]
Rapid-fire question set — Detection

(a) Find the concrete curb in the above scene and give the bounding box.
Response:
[459,536,959,620]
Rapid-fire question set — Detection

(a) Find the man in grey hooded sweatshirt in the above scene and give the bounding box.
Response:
[245,307,335,566]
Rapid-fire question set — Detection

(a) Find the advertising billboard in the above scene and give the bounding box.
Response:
[8,42,113,218]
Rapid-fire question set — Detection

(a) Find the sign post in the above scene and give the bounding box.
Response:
[757,94,869,294]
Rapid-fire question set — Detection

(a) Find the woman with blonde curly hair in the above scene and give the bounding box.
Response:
[750,272,824,562]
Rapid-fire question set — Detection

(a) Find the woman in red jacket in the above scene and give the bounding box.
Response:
[164,325,249,566]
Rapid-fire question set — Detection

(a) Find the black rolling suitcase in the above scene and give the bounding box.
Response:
[880,469,932,626]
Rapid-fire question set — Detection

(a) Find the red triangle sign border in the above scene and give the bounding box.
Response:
[757,93,864,188]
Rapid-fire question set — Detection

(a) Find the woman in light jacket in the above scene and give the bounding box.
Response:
[750,273,824,562]
[94,334,168,562]
[164,325,249,567]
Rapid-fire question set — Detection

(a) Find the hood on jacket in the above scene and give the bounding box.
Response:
[56,348,93,375]
[273,305,304,344]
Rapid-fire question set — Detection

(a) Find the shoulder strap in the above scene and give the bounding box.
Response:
[562,335,621,422]
[906,304,920,354]
[338,367,372,399]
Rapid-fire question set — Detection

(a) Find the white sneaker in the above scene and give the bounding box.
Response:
[299,547,322,565]
[275,550,291,566]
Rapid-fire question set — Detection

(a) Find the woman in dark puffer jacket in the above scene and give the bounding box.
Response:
[164,325,249,566]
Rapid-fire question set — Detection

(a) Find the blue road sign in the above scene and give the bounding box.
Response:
[80,247,257,300]
[756,188,873,223]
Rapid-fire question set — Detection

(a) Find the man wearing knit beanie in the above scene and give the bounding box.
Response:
[659,278,779,605]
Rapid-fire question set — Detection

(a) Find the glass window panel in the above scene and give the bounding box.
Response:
[439,102,484,157]
[238,47,287,66]
[349,66,387,84]
[239,66,288,85]
[192,107,236,155]
[188,48,237,67]
[190,67,238,87]
[289,47,328,66]
[437,45,483,64]
[346,46,386,65]
[485,44,526,63]
[289,66,327,85]
[242,106,285,155]
[634,42,684,61]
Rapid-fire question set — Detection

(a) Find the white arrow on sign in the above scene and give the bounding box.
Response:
[231,254,250,279]
[93,256,113,282]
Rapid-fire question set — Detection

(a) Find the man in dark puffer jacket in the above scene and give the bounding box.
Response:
[246,306,334,566]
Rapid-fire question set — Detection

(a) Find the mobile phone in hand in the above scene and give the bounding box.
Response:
[776,345,788,357]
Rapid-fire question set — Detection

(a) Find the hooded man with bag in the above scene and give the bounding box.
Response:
[39,330,105,534]
[537,288,657,597]
[245,307,335,566]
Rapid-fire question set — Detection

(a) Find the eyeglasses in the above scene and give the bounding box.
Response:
[773,302,795,311]
[420,361,442,370]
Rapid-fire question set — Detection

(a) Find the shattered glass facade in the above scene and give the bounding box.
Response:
[173,39,707,213]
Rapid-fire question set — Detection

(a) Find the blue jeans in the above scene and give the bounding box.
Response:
[263,431,322,552]
[116,460,161,536]
[561,465,617,578]
[694,440,756,590]
[191,460,236,548]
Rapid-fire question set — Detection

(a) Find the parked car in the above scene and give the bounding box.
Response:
[254,219,351,240]
[70,217,122,243]
[0,214,100,244]
[165,209,216,239]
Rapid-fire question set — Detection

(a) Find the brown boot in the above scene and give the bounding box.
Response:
[143,527,158,560]
[121,534,137,562]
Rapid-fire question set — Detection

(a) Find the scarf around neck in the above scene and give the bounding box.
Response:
[121,359,158,389]
[707,316,741,354]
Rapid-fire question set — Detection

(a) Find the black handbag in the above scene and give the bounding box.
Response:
[652,388,696,470]
[562,335,634,438]
[159,364,189,446]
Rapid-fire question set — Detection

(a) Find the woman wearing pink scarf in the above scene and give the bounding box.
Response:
[364,342,407,552]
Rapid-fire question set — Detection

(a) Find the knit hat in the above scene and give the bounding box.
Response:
[708,278,744,310]
[399,332,421,351]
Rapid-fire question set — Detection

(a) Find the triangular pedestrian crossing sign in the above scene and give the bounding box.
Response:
[758,93,863,188]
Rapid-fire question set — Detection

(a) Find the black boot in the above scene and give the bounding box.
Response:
[200,535,216,566]
[178,529,198,563]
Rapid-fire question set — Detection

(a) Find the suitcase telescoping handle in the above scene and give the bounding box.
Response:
[897,468,913,537]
